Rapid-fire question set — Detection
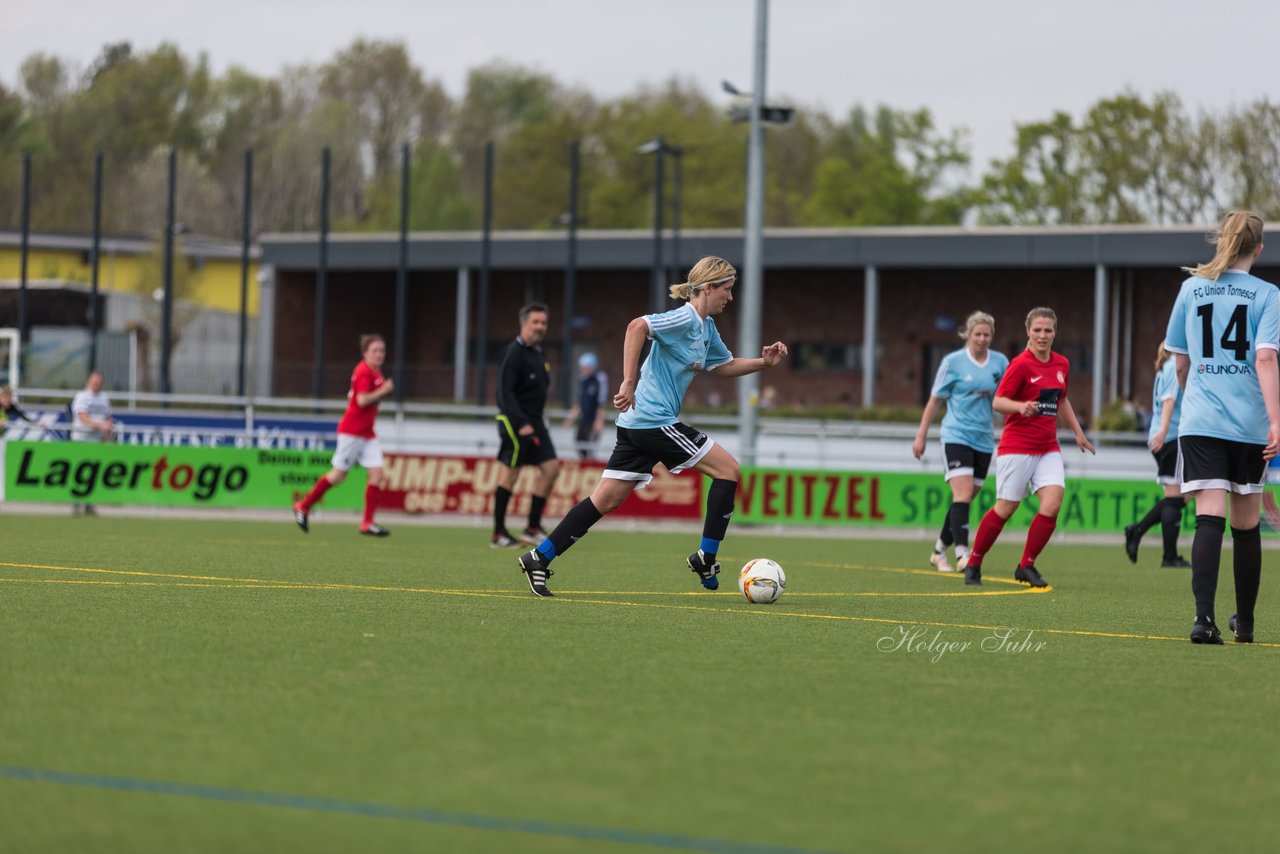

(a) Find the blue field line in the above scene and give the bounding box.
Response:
[0,765,841,854]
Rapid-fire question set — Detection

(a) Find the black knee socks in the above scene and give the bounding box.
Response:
[1232,524,1262,624]
[494,486,513,533]
[1192,515,1226,624]
[1137,499,1164,536]
[529,495,547,530]
[948,501,971,551]
[543,498,604,559]
[702,479,737,547]
[937,509,953,549]
[1160,497,1185,561]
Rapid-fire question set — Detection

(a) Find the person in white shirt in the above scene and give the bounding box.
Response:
[71,370,114,515]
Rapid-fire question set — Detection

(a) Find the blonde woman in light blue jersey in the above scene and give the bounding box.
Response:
[514,256,789,597]
[913,311,1008,572]
[1164,211,1280,644]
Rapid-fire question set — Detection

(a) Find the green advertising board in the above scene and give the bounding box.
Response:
[733,466,1220,533]
[2,441,363,509]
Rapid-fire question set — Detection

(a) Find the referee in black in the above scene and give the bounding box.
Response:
[492,302,561,548]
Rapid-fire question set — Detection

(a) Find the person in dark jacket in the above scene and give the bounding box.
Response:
[492,303,561,547]
[0,385,34,437]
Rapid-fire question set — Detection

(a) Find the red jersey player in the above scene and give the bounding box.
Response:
[962,308,1095,587]
[293,334,396,536]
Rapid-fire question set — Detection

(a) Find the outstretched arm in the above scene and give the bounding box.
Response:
[715,341,789,378]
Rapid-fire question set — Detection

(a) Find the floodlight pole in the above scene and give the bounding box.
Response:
[737,0,769,466]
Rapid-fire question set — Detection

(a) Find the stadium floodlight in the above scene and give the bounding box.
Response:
[723,77,794,127]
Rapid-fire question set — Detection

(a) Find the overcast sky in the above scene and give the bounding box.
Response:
[4,0,1276,170]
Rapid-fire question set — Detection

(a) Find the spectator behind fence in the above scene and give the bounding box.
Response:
[71,370,114,516]
[563,352,608,460]
[0,385,35,437]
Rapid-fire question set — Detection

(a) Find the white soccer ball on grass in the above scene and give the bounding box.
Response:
[738,558,786,604]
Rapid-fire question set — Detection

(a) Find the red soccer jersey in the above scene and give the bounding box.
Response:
[996,349,1070,455]
[337,360,384,439]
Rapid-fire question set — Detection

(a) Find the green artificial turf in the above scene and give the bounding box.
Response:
[0,515,1275,853]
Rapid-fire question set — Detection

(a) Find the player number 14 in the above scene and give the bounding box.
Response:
[1196,303,1250,360]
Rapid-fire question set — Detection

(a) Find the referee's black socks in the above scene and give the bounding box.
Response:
[494,486,513,534]
[1192,515,1225,624]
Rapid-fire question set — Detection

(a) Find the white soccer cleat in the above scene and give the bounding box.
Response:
[929,551,955,572]
[955,553,969,572]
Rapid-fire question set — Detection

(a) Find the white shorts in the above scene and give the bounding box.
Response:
[994,452,1065,502]
[332,434,384,471]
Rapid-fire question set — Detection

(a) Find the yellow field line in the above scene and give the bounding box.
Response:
[3,561,1274,648]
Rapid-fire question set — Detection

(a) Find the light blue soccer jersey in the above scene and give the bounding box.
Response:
[616,302,733,429]
[1165,271,1280,444]
[930,348,1009,452]
[1148,357,1182,443]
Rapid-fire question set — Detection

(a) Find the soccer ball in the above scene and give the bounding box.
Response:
[738,558,786,604]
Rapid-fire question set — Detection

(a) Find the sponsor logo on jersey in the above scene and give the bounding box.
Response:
[1030,376,1042,383]
[1198,364,1253,375]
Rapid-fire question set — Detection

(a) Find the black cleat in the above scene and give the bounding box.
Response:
[1161,555,1191,568]
[517,549,555,597]
[687,550,721,590]
[292,502,309,533]
[963,564,983,585]
[1123,524,1140,564]
[1229,613,1254,644]
[1014,565,1048,588]
[360,523,390,537]
[1190,622,1224,645]
[491,531,521,549]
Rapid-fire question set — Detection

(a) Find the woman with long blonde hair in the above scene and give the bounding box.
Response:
[912,311,1009,572]
[1164,210,1280,644]
[516,257,789,597]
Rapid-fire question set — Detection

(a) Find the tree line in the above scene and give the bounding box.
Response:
[1,39,1278,241]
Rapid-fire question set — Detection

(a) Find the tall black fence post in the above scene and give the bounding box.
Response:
[313,147,331,401]
[394,143,410,404]
[474,140,494,407]
[160,148,177,395]
[237,149,253,397]
[89,152,103,372]
[561,140,580,407]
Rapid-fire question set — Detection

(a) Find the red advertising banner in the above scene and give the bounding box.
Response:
[379,454,702,519]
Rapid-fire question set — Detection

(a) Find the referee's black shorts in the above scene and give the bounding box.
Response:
[604,422,713,488]
[1177,435,1266,494]
[496,416,557,467]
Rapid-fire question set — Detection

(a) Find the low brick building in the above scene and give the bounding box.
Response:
[259,226,1279,425]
